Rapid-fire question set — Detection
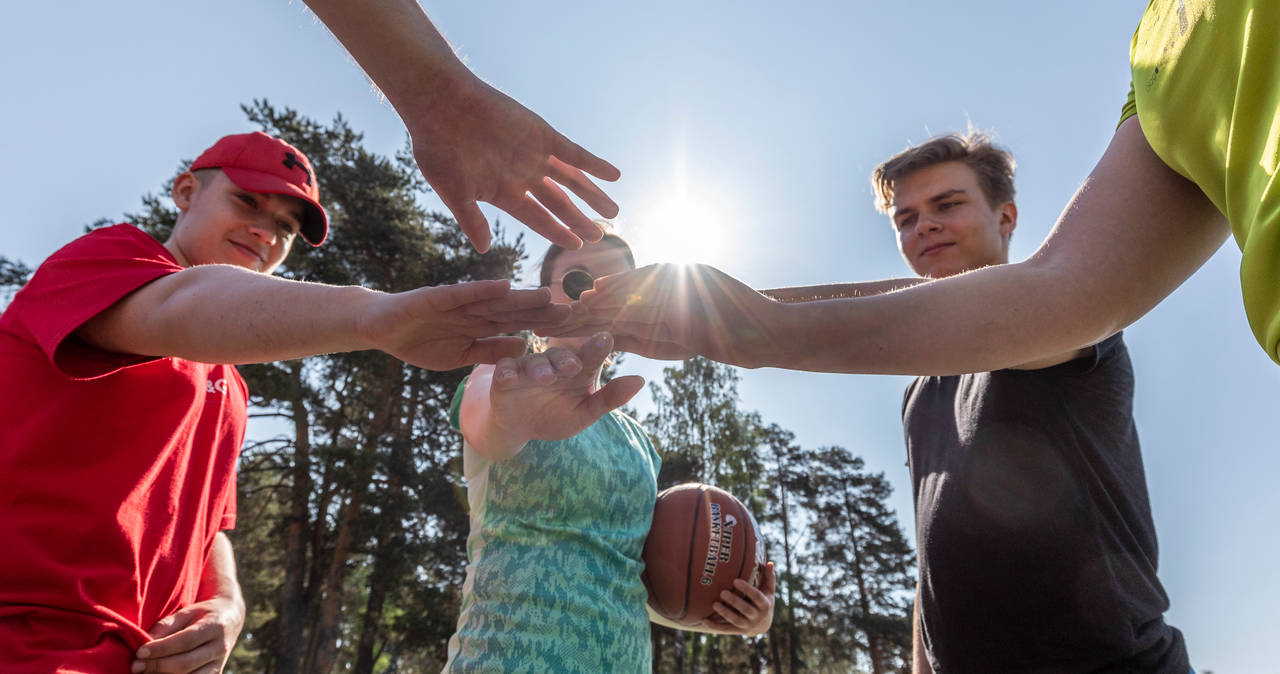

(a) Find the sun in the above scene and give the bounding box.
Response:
[626,155,740,268]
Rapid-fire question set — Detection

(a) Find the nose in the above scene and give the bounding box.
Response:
[916,215,943,236]
[247,218,279,245]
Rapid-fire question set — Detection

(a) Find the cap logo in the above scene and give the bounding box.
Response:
[282,152,313,187]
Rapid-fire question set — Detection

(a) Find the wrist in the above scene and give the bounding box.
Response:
[349,286,394,353]
[394,62,484,140]
[741,298,790,369]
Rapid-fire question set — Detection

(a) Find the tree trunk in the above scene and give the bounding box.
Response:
[353,533,397,674]
[274,361,311,674]
[355,396,413,674]
[779,483,801,673]
[308,356,404,672]
[843,488,882,674]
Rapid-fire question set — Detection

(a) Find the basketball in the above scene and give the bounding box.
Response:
[642,483,767,626]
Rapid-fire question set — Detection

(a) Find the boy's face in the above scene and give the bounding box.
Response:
[165,170,305,274]
[888,161,1016,279]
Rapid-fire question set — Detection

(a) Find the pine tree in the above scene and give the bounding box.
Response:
[795,446,914,673]
[0,256,31,309]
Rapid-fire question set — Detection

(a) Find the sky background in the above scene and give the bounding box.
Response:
[3,2,1277,671]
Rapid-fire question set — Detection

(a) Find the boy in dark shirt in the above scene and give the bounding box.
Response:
[766,132,1188,672]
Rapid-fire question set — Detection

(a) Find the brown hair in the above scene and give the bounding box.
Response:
[871,131,1016,214]
[537,222,636,288]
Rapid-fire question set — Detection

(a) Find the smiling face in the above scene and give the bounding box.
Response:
[164,169,305,274]
[888,161,1017,279]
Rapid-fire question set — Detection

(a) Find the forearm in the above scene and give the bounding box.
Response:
[302,0,475,121]
[199,533,244,607]
[83,264,376,364]
[760,278,925,303]
[757,260,1106,374]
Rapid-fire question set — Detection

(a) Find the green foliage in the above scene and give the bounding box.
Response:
[0,256,32,309]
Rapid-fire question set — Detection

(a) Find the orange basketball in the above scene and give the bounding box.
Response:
[642,483,766,626]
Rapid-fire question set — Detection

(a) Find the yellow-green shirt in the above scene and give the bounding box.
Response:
[1120,0,1280,363]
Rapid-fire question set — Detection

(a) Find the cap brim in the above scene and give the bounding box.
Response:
[221,167,329,246]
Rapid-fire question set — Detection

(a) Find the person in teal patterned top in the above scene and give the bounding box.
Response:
[444,231,776,672]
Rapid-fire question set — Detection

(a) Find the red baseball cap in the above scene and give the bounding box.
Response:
[190,132,329,246]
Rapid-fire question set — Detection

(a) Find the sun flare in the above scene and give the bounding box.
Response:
[627,148,740,269]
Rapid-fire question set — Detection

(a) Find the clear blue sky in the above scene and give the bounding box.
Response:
[3,2,1276,671]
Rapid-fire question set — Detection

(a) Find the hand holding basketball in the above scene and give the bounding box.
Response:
[642,484,770,628]
[707,562,776,636]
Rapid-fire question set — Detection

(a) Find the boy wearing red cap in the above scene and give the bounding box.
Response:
[0,132,566,673]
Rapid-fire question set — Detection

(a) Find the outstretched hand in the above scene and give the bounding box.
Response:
[537,264,782,368]
[408,76,621,253]
[487,332,645,445]
[358,279,571,371]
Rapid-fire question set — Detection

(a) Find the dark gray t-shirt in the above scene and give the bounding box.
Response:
[903,333,1187,673]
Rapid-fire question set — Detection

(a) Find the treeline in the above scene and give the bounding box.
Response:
[0,101,915,673]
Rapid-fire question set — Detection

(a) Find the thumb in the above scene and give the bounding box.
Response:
[584,375,645,419]
[573,332,616,373]
[761,562,777,594]
[147,607,198,640]
[445,198,492,253]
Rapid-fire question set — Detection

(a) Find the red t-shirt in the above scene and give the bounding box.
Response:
[0,224,246,671]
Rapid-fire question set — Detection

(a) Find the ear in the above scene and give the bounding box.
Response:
[998,201,1018,238]
[172,171,199,212]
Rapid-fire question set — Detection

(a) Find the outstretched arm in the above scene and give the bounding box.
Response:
[761,279,925,303]
[79,267,569,371]
[563,117,1229,374]
[301,0,620,252]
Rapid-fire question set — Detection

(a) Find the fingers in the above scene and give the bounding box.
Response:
[572,332,616,374]
[491,347,582,391]
[458,336,530,365]
[145,609,196,640]
[503,193,582,250]
[444,197,492,254]
[551,131,622,184]
[759,561,777,595]
[530,176,605,244]
[520,352,557,385]
[493,357,520,388]
[427,279,512,311]
[547,155,619,223]
[133,626,221,673]
[458,286,550,314]
[585,374,645,419]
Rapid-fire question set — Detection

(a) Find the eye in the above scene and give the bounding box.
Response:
[939,201,960,210]
[277,219,299,237]
[236,194,257,208]
[895,215,915,230]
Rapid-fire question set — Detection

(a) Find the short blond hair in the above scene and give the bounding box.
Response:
[871,131,1016,214]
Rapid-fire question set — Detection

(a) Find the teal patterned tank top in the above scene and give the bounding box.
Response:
[444,379,661,673]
